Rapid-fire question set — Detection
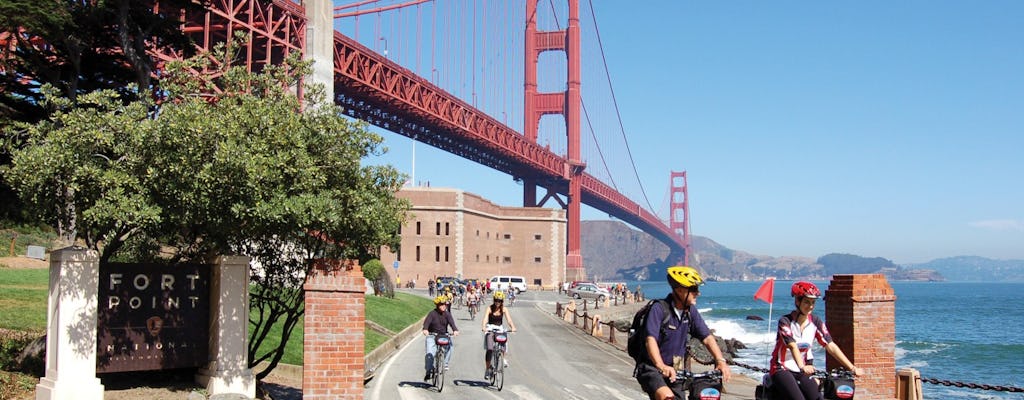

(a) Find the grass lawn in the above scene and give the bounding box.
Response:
[0,267,432,367]
[0,269,48,332]
[251,291,433,365]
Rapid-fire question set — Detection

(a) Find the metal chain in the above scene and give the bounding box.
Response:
[728,360,768,374]
[920,377,1024,393]
[724,358,1024,393]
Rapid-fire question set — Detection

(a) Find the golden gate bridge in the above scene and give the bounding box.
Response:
[148,0,693,279]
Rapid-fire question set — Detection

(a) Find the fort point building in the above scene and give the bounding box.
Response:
[378,186,567,289]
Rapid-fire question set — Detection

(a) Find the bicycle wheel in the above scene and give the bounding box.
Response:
[492,348,504,391]
[433,350,445,392]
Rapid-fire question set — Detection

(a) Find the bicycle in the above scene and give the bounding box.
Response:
[429,334,452,392]
[485,327,509,391]
[755,368,856,400]
[468,299,479,320]
[670,369,723,400]
[451,293,463,310]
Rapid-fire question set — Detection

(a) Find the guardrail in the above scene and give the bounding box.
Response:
[553,293,643,346]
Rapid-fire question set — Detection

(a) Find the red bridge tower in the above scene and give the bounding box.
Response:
[524,0,585,280]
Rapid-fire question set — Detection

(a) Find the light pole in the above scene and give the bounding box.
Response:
[379,36,388,59]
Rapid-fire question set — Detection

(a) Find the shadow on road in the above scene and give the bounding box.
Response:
[397,380,434,390]
[452,379,492,388]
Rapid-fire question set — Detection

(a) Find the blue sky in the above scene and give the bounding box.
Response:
[358,1,1023,264]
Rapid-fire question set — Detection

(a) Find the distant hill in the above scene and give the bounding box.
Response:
[908,256,1024,282]
[579,220,956,281]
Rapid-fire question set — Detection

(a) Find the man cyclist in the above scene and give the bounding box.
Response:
[422,295,460,381]
[635,266,732,400]
[481,290,517,379]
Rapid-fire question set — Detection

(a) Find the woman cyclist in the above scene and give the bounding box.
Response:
[769,281,863,399]
[481,290,517,379]
[422,295,460,381]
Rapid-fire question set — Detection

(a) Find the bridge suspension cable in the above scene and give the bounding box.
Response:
[581,0,658,217]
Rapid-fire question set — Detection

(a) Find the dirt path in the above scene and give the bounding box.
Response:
[0,256,47,269]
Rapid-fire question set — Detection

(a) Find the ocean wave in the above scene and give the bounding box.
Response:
[896,340,952,356]
[707,319,774,346]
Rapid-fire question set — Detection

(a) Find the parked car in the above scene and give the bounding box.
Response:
[435,276,462,292]
[568,283,610,302]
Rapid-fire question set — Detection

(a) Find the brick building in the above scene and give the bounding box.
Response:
[379,187,566,289]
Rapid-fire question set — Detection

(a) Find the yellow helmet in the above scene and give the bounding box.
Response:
[667,266,704,288]
[492,291,506,301]
[433,295,448,305]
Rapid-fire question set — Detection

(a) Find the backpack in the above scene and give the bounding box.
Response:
[626,299,672,364]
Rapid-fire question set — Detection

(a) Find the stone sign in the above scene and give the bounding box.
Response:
[96,263,210,373]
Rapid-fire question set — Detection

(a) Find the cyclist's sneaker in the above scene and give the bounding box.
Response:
[484,368,492,380]
[424,371,432,381]
[444,364,450,371]
[503,359,509,368]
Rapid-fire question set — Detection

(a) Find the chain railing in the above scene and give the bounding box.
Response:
[724,356,1024,394]
[918,377,1024,393]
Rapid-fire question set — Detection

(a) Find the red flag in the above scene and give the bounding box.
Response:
[753,278,775,304]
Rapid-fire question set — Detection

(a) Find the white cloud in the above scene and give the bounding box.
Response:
[969,219,1024,232]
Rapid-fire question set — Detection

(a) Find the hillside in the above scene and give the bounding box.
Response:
[909,256,1024,281]
[580,220,954,282]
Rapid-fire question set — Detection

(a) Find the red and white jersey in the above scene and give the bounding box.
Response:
[770,311,833,374]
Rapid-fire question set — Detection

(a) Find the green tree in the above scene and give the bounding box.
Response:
[363,258,385,281]
[1,0,200,222]
[2,41,410,379]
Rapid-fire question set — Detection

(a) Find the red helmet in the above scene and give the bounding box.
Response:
[791,281,821,299]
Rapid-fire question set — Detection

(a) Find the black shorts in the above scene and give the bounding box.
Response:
[635,363,685,400]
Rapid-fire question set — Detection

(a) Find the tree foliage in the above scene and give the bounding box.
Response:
[363,258,385,281]
[0,0,200,221]
[2,39,410,379]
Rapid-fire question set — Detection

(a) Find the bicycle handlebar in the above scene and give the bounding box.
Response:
[811,368,857,380]
[675,369,723,380]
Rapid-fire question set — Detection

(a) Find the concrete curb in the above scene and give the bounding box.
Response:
[363,316,426,380]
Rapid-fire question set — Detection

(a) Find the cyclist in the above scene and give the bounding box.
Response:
[422,295,460,381]
[505,286,516,306]
[466,287,481,315]
[769,281,863,400]
[481,290,517,379]
[635,266,732,400]
[442,285,454,304]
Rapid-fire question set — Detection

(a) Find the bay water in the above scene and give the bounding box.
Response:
[624,280,1023,399]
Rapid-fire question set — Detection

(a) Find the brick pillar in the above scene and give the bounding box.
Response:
[303,259,364,399]
[825,274,897,400]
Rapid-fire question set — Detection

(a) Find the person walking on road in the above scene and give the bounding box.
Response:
[422,295,460,381]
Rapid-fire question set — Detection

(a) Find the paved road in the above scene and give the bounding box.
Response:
[365,290,759,399]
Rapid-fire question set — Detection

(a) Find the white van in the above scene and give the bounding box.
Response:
[489,275,527,294]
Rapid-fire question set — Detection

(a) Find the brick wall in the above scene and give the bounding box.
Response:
[303,260,365,399]
[379,187,567,288]
[825,274,897,400]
